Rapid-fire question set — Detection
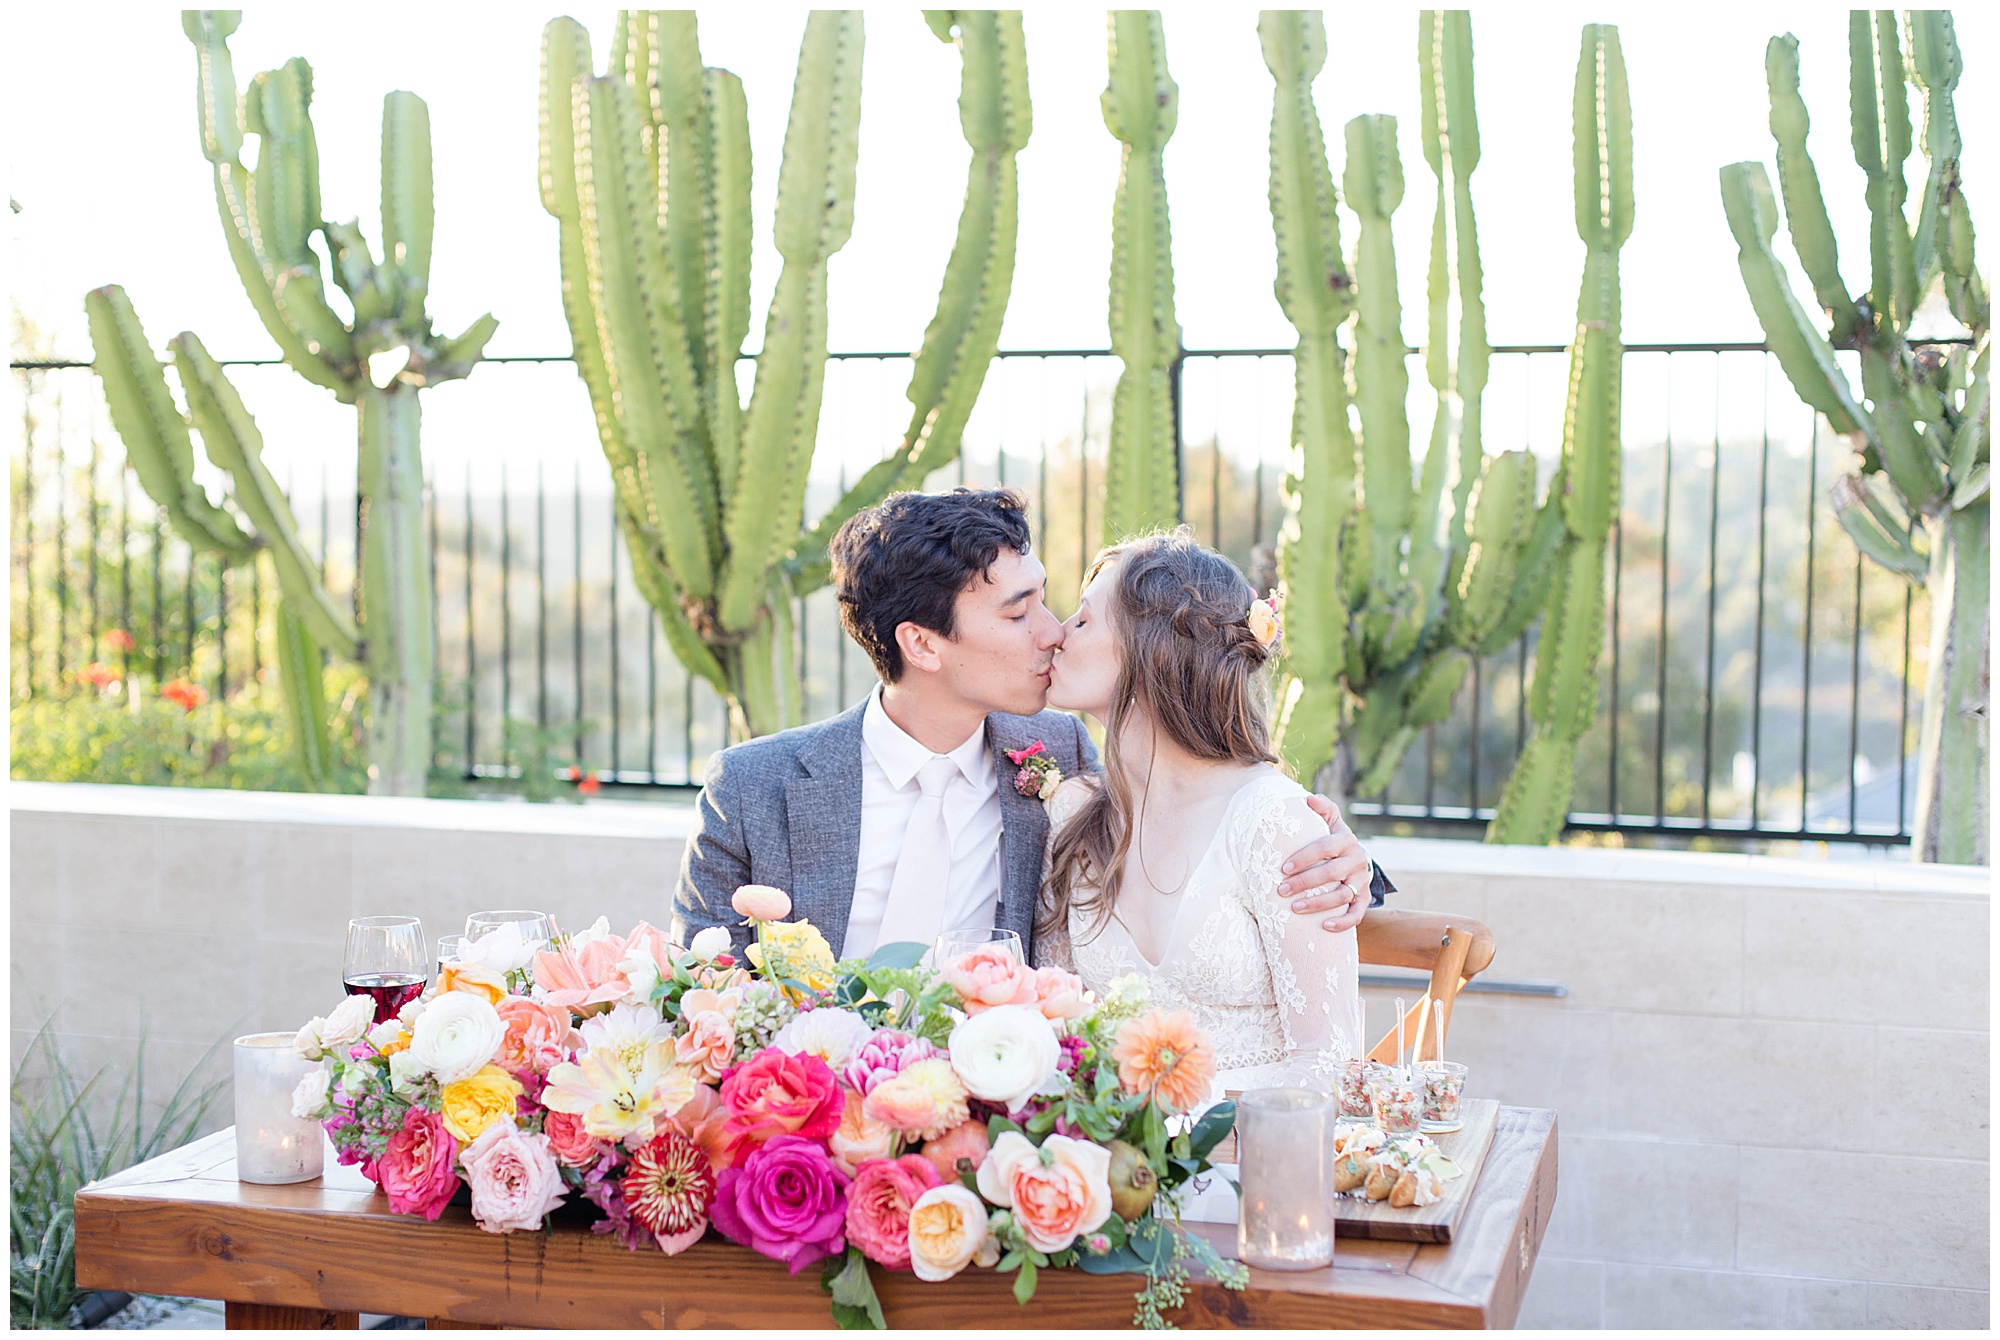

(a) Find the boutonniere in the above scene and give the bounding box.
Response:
[1007,740,1063,802]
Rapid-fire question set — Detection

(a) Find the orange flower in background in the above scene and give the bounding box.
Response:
[567,765,601,796]
[105,629,136,653]
[1112,1009,1216,1114]
[160,678,207,711]
[77,662,119,689]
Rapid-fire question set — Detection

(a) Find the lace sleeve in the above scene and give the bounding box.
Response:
[1034,778,1097,971]
[1227,781,1362,1081]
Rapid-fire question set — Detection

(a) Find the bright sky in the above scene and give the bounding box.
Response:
[7,3,1992,474]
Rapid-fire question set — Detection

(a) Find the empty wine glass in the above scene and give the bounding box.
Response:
[345,916,428,1024]
[435,933,468,974]
[933,927,1024,971]
[464,909,556,946]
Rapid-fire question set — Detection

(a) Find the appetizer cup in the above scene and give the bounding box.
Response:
[1418,1061,1468,1133]
[1334,1057,1384,1121]
[1365,1066,1424,1137]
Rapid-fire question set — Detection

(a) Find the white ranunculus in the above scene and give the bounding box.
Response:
[567,916,613,949]
[388,1048,428,1096]
[293,1017,327,1061]
[947,1004,1061,1113]
[397,995,429,1029]
[616,944,661,1005]
[366,1019,405,1051]
[460,922,541,975]
[290,1067,332,1119]
[688,926,731,963]
[406,990,506,1085]
[771,1007,874,1071]
[320,993,375,1052]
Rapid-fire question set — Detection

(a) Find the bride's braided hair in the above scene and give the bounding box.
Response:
[1040,530,1280,946]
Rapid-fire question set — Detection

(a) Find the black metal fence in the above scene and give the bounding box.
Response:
[11,342,1925,847]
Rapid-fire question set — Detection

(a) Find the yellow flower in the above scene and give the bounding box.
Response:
[746,919,837,997]
[439,962,509,1005]
[438,1064,525,1144]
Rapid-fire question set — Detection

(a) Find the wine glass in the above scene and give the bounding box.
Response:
[933,928,1024,971]
[345,916,428,1024]
[435,933,468,974]
[464,909,556,947]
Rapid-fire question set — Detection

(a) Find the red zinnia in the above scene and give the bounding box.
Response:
[105,629,136,653]
[160,678,207,712]
[622,1130,716,1237]
[77,662,118,689]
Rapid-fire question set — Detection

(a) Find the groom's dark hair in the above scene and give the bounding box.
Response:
[830,487,1033,682]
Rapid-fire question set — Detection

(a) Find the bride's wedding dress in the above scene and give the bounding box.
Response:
[1041,770,1365,1093]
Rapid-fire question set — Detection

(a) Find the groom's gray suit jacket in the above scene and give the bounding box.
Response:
[672,699,1099,959]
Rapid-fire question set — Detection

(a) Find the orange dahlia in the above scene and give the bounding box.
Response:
[622,1129,716,1238]
[1111,1009,1215,1114]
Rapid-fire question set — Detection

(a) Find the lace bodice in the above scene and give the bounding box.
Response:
[1039,771,1362,1088]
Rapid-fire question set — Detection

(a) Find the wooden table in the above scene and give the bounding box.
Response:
[75,1108,1556,1329]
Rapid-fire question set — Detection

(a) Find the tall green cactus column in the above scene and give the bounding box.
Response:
[88,12,493,796]
[1719,12,1987,863]
[1100,10,1183,544]
[543,11,1032,739]
[1262,10,1358,789]
[1487,24,1632,844]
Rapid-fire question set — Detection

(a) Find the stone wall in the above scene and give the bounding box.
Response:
[9,783,1987,1328]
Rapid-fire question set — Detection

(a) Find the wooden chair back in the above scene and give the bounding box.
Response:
[1354,908,1495,1064]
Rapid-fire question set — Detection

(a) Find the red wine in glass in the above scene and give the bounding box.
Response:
[344,972,425,1024]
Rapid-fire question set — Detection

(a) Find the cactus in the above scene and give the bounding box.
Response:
[86,12,494,796]
[1485,24,1632,844]
[1264,10,1554,807]
[1100,11,1182,543]
[542,12,1031,738]
[1719,12,1988,864]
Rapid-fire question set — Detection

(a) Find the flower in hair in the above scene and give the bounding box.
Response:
[1246,591,1284,649]
[1007,741,1063,802]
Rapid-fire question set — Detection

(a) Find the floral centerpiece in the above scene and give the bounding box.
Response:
[290,888,1244,1328]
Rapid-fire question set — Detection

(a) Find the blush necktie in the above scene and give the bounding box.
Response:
[875,757,959,953]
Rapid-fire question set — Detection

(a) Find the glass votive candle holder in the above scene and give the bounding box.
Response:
[1365,1066,1424,1137]
[1334,1057,1382,1121]
[1418,1061,1468,1133]
[1235,1087,1336,1271]
[234,1032,325,1185]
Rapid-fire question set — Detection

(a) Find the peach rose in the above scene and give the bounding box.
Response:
[543,1108,607,1168]
[916,1119,991,1181]
[495,997,578,1076]
[731,885,792,922]
[828,1089,896,1176]
[974,1131,1112,1254]
[1030,966,1092,1022]
[674,1010,737,1085]
[942,946,1037,1014]
[906,1183,991,1282]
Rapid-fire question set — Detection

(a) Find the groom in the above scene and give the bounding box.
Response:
[673,487,1389,960]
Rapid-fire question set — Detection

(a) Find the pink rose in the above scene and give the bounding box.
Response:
[828,1088,894,1176]
[460,1122,567,1233]
[1031,966,1092,1022]
[530,933,632,1010]
[377,1106,460,1221]
[495,997,578,1076]
[943,946,1037,1014]
[708,1134,849,1273]
[731,885,792,922]
[844,1156,942,1270]
[916,1119,992,1181]
[675,1010,738,1085]
[543,1108,606,1169]
[840,1029,939,1096]
[719,1048,844,1160]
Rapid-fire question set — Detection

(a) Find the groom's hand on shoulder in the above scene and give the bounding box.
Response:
[1277,794,1377,934]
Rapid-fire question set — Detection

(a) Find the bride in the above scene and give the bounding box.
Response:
[1037,531,1366,1093]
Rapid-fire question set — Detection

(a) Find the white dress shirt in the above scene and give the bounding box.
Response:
[842,685,1005,959]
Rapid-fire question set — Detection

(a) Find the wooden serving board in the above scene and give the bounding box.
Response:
[1202,1098,1500,1247]
[1333,1098,1499,1244]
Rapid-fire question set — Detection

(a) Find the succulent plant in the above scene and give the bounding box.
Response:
[540,11,1030,738]
[87,11,495,794]
[1719,12,1987,864]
